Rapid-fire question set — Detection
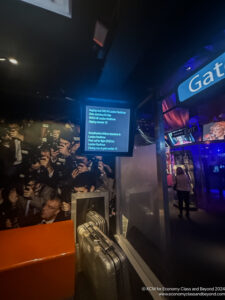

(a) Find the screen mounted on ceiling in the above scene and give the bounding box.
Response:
[167,128,195,146]
[80,100,135,156]
[20,0,72,18]
[203,121,225,141]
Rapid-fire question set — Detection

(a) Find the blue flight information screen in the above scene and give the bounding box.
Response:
[85,105,131,153]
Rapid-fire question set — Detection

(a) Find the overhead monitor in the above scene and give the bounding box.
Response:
[80,99,135,156]
[167,128,195,146]
[203,121,225,141]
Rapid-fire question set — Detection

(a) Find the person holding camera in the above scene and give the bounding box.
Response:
[54,131,75,181]
[32,144,59,188]
[20,179,55,216]
[8,123,24,166]
[71,160,89,179]
[90,156,114,193]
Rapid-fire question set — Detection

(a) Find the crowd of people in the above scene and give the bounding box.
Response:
[0,119,115,230]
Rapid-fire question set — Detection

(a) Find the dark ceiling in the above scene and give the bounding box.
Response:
[1,0,225,111]
[0,0,115,99]
[124,0,225,101]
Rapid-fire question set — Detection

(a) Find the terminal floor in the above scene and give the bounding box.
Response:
[74,267,153,300]
[169,201,225,288]
[74,201,225,298]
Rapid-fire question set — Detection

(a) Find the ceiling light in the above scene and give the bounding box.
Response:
[9,58,18,65]
[0,58,6,61]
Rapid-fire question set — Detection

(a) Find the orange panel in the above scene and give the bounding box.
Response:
[0,220,75,300]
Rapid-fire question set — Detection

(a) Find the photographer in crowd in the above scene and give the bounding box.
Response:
[0,120,115,231]
[20,178,55,216]
[21,193,70,227]
[90,156,114,194]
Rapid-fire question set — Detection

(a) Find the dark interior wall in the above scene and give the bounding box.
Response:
[0,93,80,122]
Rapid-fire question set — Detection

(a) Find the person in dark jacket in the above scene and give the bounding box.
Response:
[0,127,15,183]
[1,185,24,229]
[174,167,191,218]
[20,179,55,216]
[21,194,69,227]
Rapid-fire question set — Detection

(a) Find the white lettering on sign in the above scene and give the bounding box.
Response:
[203,71,213,86]
[189,74,201,92]
[214,62,224,77]
[188,61,225,93]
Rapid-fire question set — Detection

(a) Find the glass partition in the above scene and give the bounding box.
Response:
[116,144,170,284]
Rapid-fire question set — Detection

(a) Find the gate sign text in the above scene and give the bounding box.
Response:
[178,52,225,102]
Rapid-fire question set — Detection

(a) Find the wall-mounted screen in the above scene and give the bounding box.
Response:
[168,128,195,146]
[203,121,225,141]
[80,100,135,156]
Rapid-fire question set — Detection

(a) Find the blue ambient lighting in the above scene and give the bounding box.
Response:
[178,51,225,102]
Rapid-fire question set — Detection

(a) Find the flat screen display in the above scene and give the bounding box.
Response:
[81,102,134,156]
[168,130,195,146]
[203,121,225,141]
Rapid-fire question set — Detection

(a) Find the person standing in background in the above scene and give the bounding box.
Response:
[174,167,191,219]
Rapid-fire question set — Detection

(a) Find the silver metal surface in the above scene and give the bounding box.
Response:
[78,223,131,300]
[86,210,107,234]
[71,191,109,242]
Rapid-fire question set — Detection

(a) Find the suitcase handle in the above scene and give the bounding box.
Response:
[86,223,113,252]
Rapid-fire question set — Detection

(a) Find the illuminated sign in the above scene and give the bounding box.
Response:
[178,52,225,102]
[80,99,135,156]
[85,105,130,153]
[20,0,72,18]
